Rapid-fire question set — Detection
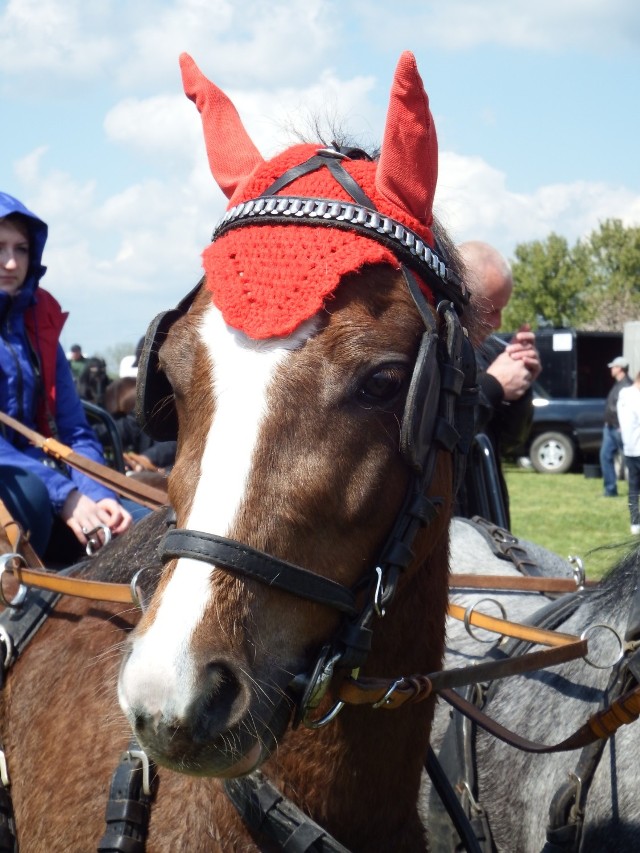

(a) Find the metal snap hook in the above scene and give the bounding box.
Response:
[568,555,586,590]
[83,524,112,556]
[581,623,624,669]
[0,553,28,609]
[374,566,387,617]
[463,597,508,643]
[372,678,404,709]
[302,699,346,730]
[130,566,156,611]
[126,749,152,796]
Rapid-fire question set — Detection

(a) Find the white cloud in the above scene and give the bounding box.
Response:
[436,151,640,260]
[103,70,378,165]
[358,0,640,54]
[120,0,340,89]
[0,0,342,90]
[0,0,114,77]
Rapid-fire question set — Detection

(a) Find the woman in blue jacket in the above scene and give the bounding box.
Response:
[0,192,132,557]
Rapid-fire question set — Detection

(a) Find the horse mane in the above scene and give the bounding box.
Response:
[587,543,640,610]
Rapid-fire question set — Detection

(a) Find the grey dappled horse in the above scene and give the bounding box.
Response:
[426,518,640,852]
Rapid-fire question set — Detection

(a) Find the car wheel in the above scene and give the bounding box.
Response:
[529,431,575,474]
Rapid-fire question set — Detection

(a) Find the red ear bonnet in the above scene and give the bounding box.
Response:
[181,51,439,339]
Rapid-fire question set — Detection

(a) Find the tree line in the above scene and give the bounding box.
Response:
[502,219,640,332]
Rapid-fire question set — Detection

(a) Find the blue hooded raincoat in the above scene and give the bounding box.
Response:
[0,192,116,511]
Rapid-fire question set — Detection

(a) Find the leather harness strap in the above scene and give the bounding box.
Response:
[440,681,640,755]
[0,411,168,510]
[0,499,43,568]
[225,771,351,853]
[0,499,136,604]
[8,565,135,604]
[447,602,583,646]
[449,574,596,593]
[98,741,157,853]
[162,529,357,614]
[336,640,588,711]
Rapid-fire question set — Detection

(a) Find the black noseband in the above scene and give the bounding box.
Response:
[162,529,357,615]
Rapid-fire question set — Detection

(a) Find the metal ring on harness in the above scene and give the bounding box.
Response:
[463,597,508,643]
[0,553,28,609]
[568,555,586,590]
[580,623,624,669]
[82,524,112,556]
[130,566,154,611]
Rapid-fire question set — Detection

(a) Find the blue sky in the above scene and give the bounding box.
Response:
[2,0,639,364]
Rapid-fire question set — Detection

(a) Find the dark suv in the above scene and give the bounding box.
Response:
[497,328,620,474]
[523,386,605,473]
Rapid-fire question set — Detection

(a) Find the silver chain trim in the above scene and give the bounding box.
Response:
[211,195,466,301]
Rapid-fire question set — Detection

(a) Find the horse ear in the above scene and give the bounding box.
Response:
[179,53,264,200]
[376,52,438,229]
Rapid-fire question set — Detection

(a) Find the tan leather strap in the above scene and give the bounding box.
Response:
[11,564,135,603]
[0,410,167,509]
[447,601,579,646]
[449,573,597,593]
[0,498,45,568]
[0,498,135,603]
[336,603,587,708]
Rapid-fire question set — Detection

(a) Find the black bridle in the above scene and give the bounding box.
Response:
[137,146,478,726]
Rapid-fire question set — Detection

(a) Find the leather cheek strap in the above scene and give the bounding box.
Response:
[400,328,440,472]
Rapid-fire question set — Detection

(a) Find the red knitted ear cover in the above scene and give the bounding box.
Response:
[182,52,439,340]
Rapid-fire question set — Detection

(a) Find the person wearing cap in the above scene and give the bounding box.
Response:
[617,371,640,534]
[67,343,87,386]
[600,356,632,498]
[0,191,133,560]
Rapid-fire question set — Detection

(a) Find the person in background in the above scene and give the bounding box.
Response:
[458,240,542,528]
[67,343,87,386]
[600,356,632,497]
[118,335,144,379]
[617,371,640,535]
[113,337,177,474]
[0,191,133,560]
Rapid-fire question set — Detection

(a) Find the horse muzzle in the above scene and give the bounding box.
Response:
[119,646,294,776]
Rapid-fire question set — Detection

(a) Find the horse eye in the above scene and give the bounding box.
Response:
[357,365,407,405]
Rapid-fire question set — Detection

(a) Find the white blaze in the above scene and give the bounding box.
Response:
[119,304,315,719]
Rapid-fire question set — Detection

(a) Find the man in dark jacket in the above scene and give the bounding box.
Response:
[0,191,132,557]
[458,241,541,528]
[600,356,632,497]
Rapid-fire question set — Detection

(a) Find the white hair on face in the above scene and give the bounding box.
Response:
[119,303,318,720]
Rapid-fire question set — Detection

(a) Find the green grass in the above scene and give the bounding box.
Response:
[504,464,637,580]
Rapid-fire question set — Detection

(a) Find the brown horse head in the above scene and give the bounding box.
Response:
[118,52,472,788]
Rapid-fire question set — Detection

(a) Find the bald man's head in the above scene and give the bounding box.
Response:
[458,241,513,338]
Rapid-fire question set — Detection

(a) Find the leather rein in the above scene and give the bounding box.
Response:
[2,492,640,764]
[0,410,168,510]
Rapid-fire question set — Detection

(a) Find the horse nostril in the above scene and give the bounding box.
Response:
[133,708,165,735]
[198,660,249,731]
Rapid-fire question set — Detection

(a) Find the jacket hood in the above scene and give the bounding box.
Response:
[0,191,48,299]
